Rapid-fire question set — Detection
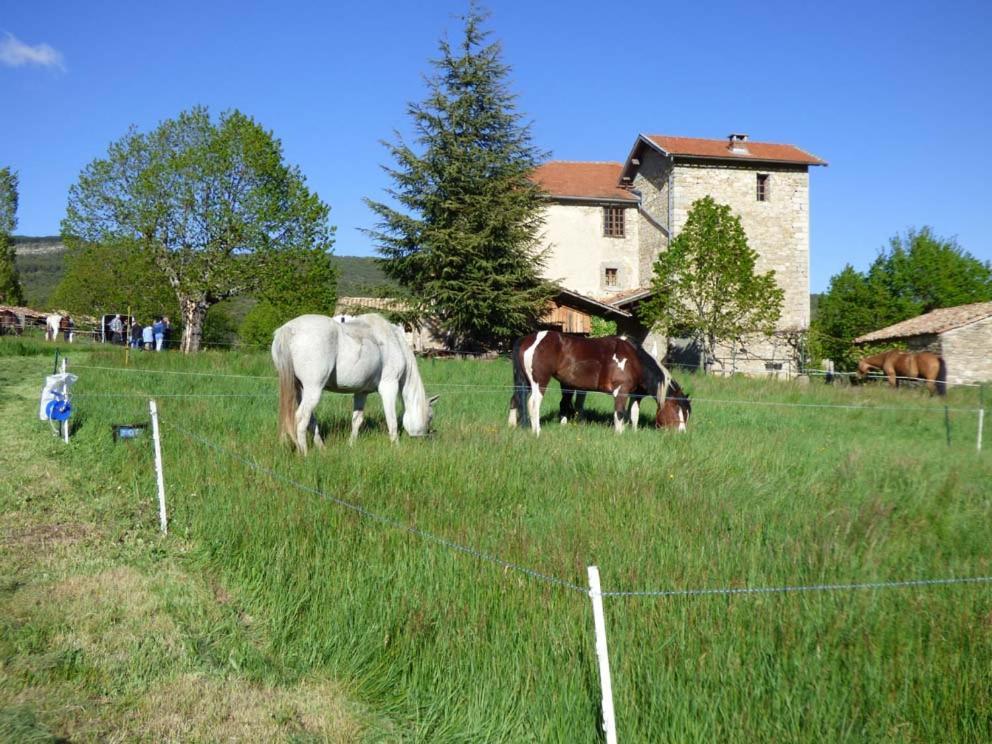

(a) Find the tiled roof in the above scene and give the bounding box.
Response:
[531,161,638,202]
[644,135,827,166]
[854,302,992,343]
[334,297,409,314]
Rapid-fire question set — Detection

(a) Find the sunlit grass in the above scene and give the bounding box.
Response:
[17,339,992,742]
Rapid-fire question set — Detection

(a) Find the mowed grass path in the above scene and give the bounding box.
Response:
[15,339,992,742]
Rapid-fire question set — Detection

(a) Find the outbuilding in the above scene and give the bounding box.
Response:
[854,301,992,384]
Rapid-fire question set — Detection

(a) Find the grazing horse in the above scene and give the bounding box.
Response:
[856,349,947,396]
[271,313,438,453]
[0,309,21,336]
[508,331,690,435]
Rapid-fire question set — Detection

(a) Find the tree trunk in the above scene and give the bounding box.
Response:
[180,296,208,353]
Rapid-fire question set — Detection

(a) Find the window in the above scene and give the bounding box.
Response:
[756,173,770,201]
[604,267,619,287]
[603,206,625,237]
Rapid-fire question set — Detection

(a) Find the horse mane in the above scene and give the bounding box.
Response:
[357,313,429,429]
[632,342,671,403]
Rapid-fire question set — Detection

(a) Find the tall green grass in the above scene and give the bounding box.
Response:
[18,339,992,742]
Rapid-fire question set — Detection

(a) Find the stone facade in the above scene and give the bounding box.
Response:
[540,202,640,296]
[937,317,992,384]
[533,134,822,376]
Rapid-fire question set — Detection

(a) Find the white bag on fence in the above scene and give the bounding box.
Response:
[39,373,78,420]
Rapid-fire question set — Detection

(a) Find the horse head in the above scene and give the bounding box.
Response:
[404,394,439,437]
[656,378,690,431]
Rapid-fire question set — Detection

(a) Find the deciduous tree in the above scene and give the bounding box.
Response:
[365,7,553,350]
[639,196,784,370]
[62,107,333,352]
[0,167,25,306]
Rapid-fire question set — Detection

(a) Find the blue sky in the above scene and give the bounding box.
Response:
[3,0,991,292]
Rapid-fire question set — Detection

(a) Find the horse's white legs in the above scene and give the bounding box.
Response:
[310,414,324,450]
[294,385,322,455]
[350,394,367,445]
[379,382,400,443]
[528,386,543,436]
[613,387,625,434]
[630,399,640,431]
[508,401,518,428]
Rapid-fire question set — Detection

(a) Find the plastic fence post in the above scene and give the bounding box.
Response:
[149,400,168,534]
[588,566,618,744]
[978,386,985,454]
[61,357,69,443]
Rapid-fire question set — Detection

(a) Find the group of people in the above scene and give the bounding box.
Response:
[108,314,171,350]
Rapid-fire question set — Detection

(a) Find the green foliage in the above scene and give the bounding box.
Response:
[639,196,784,367]
[812,227,992,369]
[202,305,239,349]
[62,107,333,352]
[49,238,178,320]
[365,7,553,350]
[589,317,617,337]
[239,247,338,348]
[0,167,25,305]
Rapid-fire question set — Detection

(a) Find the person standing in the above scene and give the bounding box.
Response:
[153,316,166,351]
[142,322,154,350]
[162,315,172,350]
[130,320,143,349]
[109,314,124,344]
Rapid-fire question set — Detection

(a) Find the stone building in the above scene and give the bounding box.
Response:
[530,133,826,374]
[854,302,992,384]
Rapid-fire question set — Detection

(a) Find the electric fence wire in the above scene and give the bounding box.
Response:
[157,417,992,601]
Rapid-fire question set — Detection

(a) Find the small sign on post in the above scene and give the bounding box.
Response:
[149,399,168,534]
[588,565,618,744]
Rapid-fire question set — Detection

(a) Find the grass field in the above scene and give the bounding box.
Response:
[3,337,991,741]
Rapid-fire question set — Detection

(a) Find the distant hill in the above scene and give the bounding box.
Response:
[11,236,395,310]
[331,255,396,296]
[13,236,65,307]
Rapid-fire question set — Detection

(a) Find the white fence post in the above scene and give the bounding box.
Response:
[978,408,985,453]
[588,565,618,744]
[61,357,69,443]
[149,399,168,534]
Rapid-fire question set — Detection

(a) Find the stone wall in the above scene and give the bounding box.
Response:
[538,202,640,296]
[940,317,992,384]
[670,161,810,330]
[631,150,671,286]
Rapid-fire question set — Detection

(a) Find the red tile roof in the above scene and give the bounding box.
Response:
[854,302,992,343]
[531,161,638,202]
[645,135,827,166]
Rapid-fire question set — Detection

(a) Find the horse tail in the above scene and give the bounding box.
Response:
[512,336,530,426]
[936,356,947,397]
[271,323,298,445]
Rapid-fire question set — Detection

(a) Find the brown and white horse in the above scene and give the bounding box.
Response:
[0,309,21,336]
[856,349,946,396]
[508,331,690,435]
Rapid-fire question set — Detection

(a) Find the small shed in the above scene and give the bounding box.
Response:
[854,301,992,384]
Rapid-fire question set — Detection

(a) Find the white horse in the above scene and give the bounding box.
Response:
[45,314,61,341]
[271,313,437,453]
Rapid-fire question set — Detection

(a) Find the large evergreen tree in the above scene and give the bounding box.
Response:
[365,6,553,350]
[0,167,25,306]
[638,196,784,370]
[62,107,332,352]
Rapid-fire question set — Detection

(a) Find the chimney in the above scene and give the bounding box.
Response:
[728,133,749,153]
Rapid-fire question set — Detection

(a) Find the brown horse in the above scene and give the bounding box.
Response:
[0,309,22,336]
[856,349,947,396]
[508,331,691,435]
